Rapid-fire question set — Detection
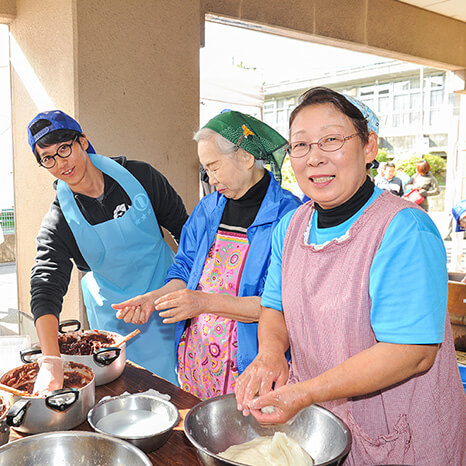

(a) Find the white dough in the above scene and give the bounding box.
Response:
[261,405,275,414]
[219,432,314,466]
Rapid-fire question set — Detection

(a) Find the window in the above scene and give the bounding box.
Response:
[378,95,389,113]
[428,75,444,88]
[430,89,443,107]
[410,93,420,109]
[394,94,408,111]
[394,80,409,92]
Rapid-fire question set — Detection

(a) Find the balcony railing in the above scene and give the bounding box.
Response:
[0,208,15,235]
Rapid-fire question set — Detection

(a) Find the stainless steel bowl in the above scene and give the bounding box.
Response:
[184,394,352,466]
[88,393,179,452]
[0,431,151,465]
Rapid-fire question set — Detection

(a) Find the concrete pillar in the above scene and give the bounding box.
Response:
[9,0,200,335]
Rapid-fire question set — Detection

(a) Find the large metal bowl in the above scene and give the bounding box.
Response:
[0,431,151,465]
[88,393,179,452]
[184,394,351,466]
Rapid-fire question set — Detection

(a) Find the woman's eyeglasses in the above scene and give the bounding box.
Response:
[39,136,79,169]
[286,133,359,158]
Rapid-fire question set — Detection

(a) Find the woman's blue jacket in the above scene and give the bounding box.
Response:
[165,171,301,374]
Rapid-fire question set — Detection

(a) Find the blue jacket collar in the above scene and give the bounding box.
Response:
[201,171,282,228]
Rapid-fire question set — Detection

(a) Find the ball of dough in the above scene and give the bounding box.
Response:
[261,405,275,414]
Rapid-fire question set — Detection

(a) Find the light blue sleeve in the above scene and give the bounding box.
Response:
[369,208,448,344]
[260,210,296,311]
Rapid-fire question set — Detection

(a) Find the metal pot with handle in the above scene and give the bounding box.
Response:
[1,361,95,434]
[21,319,126,386]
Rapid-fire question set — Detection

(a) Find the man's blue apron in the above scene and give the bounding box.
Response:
[56,153,177,384]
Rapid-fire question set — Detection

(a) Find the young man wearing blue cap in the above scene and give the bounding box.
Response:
[28,110,188,394]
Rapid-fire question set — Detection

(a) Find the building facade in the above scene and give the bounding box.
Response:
[263,60,460,159]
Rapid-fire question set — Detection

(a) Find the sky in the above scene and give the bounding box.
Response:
[201,21,391,84]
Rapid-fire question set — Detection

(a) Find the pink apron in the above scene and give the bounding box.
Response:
[282,192,466,465]
[178,229,249,399]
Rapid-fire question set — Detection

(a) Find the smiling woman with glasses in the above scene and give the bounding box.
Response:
[235,87,465,465]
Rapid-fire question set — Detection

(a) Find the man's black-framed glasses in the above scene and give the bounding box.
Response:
[286,133,359,158]
[38,136,79,169]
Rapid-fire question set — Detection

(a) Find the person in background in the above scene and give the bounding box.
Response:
[451,200,466,283]
[452,199,466,233]
[235,87,465,465]
[28,110,187,394]
[405,159,440,211]
[376,162,404,197]
[395,165,410,191]
[113,111,301,400]
[444,199,466,241]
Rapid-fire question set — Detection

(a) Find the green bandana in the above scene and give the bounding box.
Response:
[203,110,287,183]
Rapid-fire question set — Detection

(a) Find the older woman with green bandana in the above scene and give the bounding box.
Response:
[113,111,301,399]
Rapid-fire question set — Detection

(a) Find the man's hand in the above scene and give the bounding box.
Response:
[33,355,64,396]
[112,291,159,324]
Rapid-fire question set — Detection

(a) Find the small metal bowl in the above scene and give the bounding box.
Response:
[88,393,179,452]
[184,394,352,466]
[0,430,151,465]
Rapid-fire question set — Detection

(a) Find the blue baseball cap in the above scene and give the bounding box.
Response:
[27,110,95,154]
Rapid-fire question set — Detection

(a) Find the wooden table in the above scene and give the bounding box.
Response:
[8,362,202,465]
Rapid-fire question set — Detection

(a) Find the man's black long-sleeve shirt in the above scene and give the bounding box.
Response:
[30,156,188,322]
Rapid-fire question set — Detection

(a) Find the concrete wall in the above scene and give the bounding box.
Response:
[74,1,200,202]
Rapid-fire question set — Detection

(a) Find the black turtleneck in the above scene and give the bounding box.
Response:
[315,176,374,228]
[220,172,270,230]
